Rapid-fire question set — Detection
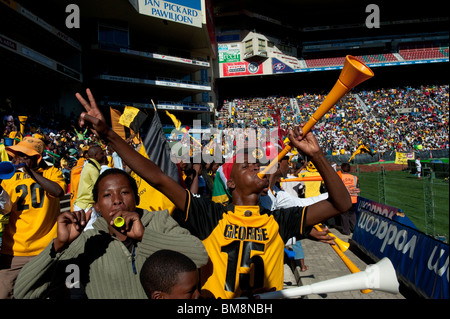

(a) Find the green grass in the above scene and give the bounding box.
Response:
[357,170,449,239]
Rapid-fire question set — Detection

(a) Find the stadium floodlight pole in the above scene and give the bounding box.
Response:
[257,55,374,179]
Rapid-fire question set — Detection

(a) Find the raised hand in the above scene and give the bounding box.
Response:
[75,88,110,138]
[53,209,92,252]
[287,124,322,160]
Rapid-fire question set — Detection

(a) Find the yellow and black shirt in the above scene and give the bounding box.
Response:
[1,166,66,256]
[182,190,308,299]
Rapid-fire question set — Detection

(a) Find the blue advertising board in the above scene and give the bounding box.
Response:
[353,197,449,299]
[272,58,295,74]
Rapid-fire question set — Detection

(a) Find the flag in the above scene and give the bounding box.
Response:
[211,156,234,204]
[110,106,140,143]
[130,111,179,214]
[143,111,179,182]
[130,145,177,214]
[119,106,148,133]
[110,107,128,140]
[165,110,181,130]
[165,110,188,134]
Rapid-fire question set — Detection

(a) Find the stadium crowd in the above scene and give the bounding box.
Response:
[217,84,449,156]
[0,83,447,299]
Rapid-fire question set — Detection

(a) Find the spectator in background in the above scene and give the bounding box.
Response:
[73,145,107,230]
[339,162,359,235]
[0,137,66,298]
[2,116,17,139]
[415,156,422,179]
[0,181,13,248]
[140,249,200,299]
[299,161,326,198]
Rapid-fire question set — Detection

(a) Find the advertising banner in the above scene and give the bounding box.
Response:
[218,44,240,63]
[222,61,263,77]
[395,152,415,164]
[353,198,449,299]
[135,0,202,28]
[356,197,417,229]
[295,58,448,73]
[272,57,295,74]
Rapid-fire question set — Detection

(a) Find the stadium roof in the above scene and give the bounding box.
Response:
[216,0,448,28]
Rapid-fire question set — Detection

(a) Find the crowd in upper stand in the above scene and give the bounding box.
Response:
[216,84,449,156]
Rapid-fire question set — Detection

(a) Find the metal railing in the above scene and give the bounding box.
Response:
[357,166,449,242]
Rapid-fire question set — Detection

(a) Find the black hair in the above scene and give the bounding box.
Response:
[140,249,197,297]
[92,168,139,203]
[341,162,351,173]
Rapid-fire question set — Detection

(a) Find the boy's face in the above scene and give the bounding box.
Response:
[94,173,137,224]
[228,153,269,195]
[162,270,200,299]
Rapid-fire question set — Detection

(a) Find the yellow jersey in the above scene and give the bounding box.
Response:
[1,166,66,256]
[181,190,308,299]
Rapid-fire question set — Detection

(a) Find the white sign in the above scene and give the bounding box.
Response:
[135,0,202,28]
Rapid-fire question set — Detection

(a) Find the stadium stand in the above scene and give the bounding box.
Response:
[216,84,449,156]
[303,49,448,68]
[399,46,449,61]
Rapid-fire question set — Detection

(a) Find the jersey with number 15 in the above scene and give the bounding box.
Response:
[182,190,308,299]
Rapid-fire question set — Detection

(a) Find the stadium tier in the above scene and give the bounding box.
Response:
[304,49,448,68]
[399,47,449,61]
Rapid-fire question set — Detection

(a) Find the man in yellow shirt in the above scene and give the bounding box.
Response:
[0,137,66,298]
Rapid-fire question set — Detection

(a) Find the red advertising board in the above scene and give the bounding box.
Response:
[222,61,263,77]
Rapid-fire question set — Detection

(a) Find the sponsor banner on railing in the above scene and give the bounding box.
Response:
[96,75,210,91]
[118,47,209,67]
[294,58,449,73]
[356,197,417,229]
[395,152,415,164]
[353,198,449,299]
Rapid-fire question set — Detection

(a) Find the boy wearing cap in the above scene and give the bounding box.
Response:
[0,136,66,298]
[77,88,351,299]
